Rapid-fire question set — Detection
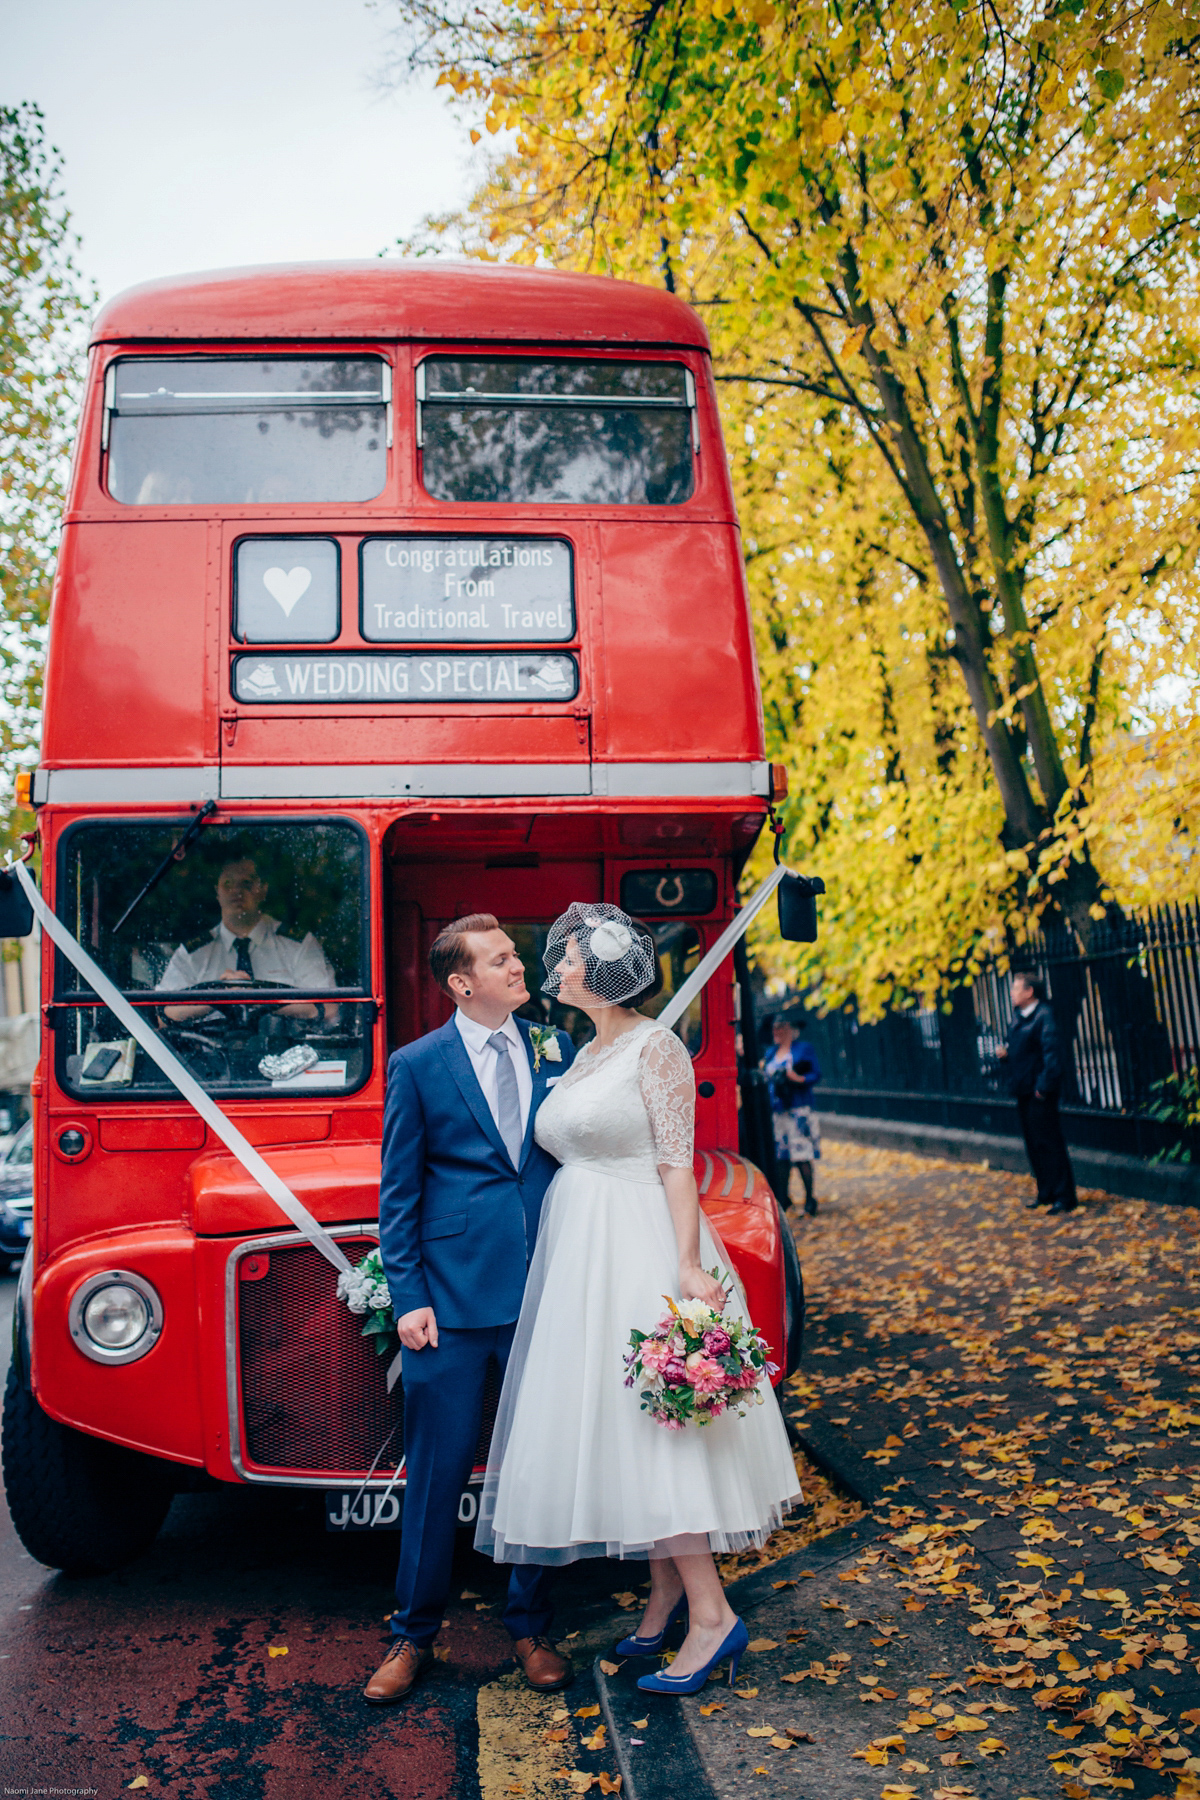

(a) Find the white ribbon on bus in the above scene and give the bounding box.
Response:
[10,854,791,1280]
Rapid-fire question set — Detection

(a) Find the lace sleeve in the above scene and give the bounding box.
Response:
[638,1028,696,1168]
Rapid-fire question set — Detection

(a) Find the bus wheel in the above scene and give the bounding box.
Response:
[776,1200,805,1376]
[1,1364,174,1575]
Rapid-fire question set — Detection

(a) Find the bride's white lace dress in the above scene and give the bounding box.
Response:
[474,1016,802,1564]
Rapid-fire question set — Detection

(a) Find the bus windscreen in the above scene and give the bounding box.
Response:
[55,820,371,1099]
[106,358,388,505]
[419,358,695,506]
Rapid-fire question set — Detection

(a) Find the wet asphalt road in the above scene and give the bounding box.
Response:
[0,1268,621,1800]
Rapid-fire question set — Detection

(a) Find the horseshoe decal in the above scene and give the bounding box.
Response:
[654,875,685,910]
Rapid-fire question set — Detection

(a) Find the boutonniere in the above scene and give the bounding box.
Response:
[529,1025,562,1072]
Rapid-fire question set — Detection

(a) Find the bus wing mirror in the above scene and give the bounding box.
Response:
[778,873,824,943]
[0,869,34,939]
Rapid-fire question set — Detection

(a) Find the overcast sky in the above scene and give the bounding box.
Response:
[3,0,476,308]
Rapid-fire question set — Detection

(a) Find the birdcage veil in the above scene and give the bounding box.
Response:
[542,903,657,1008]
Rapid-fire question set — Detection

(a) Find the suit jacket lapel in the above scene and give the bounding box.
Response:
[435,1018,512,1165]
[516,1016,546,1172]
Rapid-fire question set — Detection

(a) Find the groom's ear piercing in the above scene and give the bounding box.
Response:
[463,987,471,995]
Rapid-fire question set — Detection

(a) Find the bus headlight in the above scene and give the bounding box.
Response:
[69,1270,163,1365]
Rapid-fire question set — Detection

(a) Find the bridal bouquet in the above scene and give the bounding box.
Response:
[336,1248,396,1355]
[624,1287,775,1429]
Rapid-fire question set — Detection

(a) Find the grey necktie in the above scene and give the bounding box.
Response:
[487,1031,524,1168]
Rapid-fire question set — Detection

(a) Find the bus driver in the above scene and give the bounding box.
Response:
[159,855,336,1022]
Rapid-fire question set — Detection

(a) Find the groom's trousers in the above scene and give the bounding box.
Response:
[391,1321,554,1645]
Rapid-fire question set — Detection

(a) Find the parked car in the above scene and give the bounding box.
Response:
[0,1118,34,1269]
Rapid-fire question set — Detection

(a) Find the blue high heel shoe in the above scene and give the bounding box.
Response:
[636,1617,749,1696]
[615,1595,688,1657]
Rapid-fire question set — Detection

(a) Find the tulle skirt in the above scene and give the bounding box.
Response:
[474,1161,803,1564]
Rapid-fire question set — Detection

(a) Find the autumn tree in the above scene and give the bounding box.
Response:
[1,104,93,847]
[384,0,1200,1012]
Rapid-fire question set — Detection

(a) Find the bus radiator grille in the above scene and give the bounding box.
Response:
[236,1239,500,1477]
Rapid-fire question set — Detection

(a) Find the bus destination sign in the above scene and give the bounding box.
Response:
[232,651,579,705]
[360,536,574,643]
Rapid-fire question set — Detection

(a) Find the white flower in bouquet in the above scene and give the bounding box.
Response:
[676,1297,719,1329]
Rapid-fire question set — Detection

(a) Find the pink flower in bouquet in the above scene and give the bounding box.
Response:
[702,1327,732,1357]
[638,1337,671,1377]
[662,1358,688,1384]
[685,1353,727,1396]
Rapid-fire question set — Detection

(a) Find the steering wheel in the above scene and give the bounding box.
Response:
[165,979,306,1030]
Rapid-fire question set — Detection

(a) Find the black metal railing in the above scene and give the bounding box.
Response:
[777,903,1200,1163]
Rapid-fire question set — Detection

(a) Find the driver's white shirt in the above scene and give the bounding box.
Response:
[160,915,335,992]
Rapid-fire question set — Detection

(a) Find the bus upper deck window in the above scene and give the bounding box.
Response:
[105,358,390,505]
[418,358,696,506]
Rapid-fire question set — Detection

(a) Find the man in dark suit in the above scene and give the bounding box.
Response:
[365,913,575,1704]
[998,973,1077,1215]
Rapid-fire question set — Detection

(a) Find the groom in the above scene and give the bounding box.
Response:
[365,913,575,1704]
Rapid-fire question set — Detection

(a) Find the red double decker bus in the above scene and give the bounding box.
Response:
[2,261,803,1568]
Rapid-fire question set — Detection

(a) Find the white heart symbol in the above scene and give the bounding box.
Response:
[262,566,312,617]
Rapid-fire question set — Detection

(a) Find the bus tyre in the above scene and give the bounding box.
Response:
[776,1199,805,1376]
[1,1364,173,1576]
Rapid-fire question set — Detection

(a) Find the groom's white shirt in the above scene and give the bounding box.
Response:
[454,1008,533,1138]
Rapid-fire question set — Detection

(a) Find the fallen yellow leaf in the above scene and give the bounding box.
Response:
[598,1660,621,1676]
[699,1702,725,1716]
[582,1726,607,1751]
[747,1726,775,1738]
[575,1704,601,1719]
[733,1686,759,1698]
[268,1646,288,1658]
[127,1783,149,1793]
[596,1778,622,1797]
[631,1717,648,1729]
[769,1736,793,1750]
[747,1638,778,1652]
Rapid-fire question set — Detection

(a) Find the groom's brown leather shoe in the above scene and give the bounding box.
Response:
[512,1634,573,1691]
[364,1637,433,1704]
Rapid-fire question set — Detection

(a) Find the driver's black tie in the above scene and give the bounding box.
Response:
[233,936,254,977]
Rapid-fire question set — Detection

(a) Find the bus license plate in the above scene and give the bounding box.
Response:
[324,1488,480,1531]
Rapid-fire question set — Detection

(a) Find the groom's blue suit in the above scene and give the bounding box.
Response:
[378,1011,574,1645]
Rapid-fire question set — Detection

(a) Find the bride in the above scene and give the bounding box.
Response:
[475,904,802,1693]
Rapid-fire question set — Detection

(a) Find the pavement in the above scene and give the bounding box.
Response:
[598,1142,1200,1800]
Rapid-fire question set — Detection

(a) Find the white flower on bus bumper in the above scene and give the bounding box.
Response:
[336,1247,396,1352]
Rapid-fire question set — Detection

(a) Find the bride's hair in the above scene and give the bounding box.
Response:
[624,919,664,1008]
